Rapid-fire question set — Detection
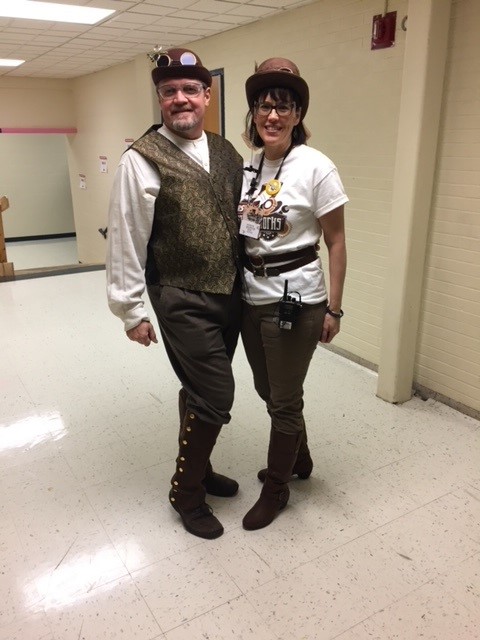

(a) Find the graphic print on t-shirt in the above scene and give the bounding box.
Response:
[237,194,292,241]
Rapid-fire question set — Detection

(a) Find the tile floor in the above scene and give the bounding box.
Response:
[0,270,479,640]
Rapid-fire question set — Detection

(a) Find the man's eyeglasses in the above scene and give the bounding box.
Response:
[156,51,197,67]
[255,102,296,117]
[157,82,205,100]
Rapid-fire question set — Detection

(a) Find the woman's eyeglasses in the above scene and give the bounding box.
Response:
[157,82,205,100]
[255,102,296,117]
[156,51,197,67]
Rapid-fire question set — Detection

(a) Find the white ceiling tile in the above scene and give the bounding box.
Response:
[226,5,276,17]
[0,0,318,78]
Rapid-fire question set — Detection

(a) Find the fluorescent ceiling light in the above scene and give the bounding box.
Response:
[0,58,25,66]
[0,1,115,24]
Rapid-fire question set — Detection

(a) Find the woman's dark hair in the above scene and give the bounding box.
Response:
[245,87,308,149]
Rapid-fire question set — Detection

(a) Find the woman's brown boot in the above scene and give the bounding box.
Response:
[257,428,312,482]
[169,411,224,539]
[243,430,300,531]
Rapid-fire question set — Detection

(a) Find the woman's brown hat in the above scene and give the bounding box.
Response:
[245,57,309,119]
[151,47,212,87]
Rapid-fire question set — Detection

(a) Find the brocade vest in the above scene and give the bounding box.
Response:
[131,126,243,294]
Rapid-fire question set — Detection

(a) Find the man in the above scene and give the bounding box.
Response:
[106,48,244,540]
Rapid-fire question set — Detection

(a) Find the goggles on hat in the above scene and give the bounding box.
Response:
[259,66,294,73]
[156,51,197,68]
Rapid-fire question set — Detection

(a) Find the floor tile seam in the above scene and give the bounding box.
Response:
[329,613,380,640]
[212,537,280,595]
[130,550,245,635]
[369,447,429,473]
[81,487,135,583]
[127,536,207,578]
[327,578,439,640]
[376,575,480,625]
[159,593,247,636]
[367,487,470,535]
[133,580,166,638]
[0,609,57,640]
[270,527,387,582]
[432,565,480,619]
[41,571,134,617]
[465,482,480,497]
[242,588,285,638]
[247,570,432,640]
[367,515,480,583]
[76,459,162,492]
[319,484,425,528]
[371,471,466,509]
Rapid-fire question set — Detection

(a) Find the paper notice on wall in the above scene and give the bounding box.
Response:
[99,156,108,173]
[79,174,86,189]
[125,138,134,149]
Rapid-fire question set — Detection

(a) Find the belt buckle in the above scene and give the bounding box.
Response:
[250,255,267,278]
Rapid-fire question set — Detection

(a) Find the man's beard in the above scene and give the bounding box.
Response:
[170,111,200,132]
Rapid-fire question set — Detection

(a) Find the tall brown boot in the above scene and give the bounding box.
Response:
[178,389,239,498]
[257,426,312,482]
[243,430,301,531]
[169,411,224,539]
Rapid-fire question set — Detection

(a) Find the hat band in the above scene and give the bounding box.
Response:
[156,52,197,68]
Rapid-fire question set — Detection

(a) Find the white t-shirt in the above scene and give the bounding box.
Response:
[238,144,348,305]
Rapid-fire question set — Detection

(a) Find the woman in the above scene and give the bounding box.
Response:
[238,58,348,530]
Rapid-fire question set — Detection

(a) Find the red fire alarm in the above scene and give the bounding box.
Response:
[371,11,397,50]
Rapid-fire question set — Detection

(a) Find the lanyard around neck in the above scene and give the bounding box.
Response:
[246,143,294,200]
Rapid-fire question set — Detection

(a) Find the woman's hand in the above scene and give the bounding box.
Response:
[320,314,341,343]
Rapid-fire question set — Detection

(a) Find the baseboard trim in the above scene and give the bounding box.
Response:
[5,232,76,242]
[323,344,479,420]
[0,263,105,282]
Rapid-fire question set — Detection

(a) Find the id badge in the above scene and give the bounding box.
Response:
[240,218,261,239]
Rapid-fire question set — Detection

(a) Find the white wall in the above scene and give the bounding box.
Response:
[0,134,75,238]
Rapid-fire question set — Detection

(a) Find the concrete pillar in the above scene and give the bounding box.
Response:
[377,0,452,402]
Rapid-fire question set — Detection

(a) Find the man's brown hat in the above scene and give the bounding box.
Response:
[151,48,212,87]
[245,57,309,119]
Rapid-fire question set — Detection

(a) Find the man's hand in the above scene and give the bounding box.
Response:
[126,321,158,347]
[320,314,340,344]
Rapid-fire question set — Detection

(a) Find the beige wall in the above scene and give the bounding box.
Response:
[0,0,478,414]
[0,77,74,127]
[67,56,158,264]
[0,77,75,238]
[190,0,408,366]
[415,0,480,412]
[0,135,75,237]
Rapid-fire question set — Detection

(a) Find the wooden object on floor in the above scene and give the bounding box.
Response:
[0,262,14,277]
[0,196,14,275]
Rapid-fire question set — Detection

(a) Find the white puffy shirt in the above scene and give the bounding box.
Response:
[106,126,209,330]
